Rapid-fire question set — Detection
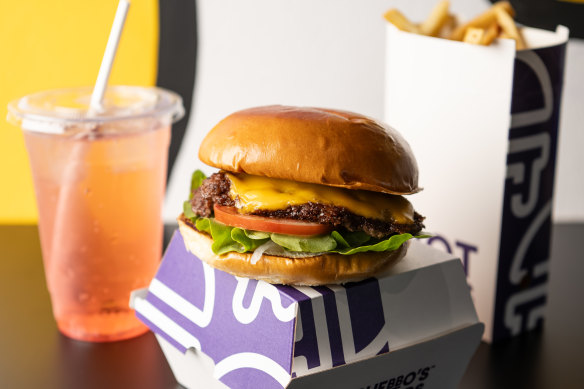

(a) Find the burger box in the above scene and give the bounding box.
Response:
[384,23,569,342]
[131,230,483,389]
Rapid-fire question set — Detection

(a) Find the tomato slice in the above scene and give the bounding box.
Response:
[213,204,333,236]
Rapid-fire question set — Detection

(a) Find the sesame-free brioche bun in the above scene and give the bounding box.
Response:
[178,216,408,286]
[199,105,420,195]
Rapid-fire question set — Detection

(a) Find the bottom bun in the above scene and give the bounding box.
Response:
[177,217,408,286]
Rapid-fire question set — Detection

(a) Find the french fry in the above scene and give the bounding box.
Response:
[383,9,420,34]
[449,1,514,41]
[481,22,500,45]
[495,7,526,49]
[438,14,458,39]
[382,1,528,50]
[419,0,450,36]
[463,27,485,45]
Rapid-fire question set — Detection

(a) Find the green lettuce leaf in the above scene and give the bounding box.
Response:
[194,217,210,233]
[243,229,271,240]
[231,228,270,251]
[195,217,270,254]
[207,218,245,255]
[335,233,413,255]
[183,170,207,217]
[270,233,337,253]
[189,170,207,199]
[192,215,418,256]
[331,230,371,248]
[183,200,197,219]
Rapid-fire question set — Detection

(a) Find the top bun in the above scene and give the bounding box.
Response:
[199,105,420,195]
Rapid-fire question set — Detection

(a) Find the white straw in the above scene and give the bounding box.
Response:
[89,0,131,111]
[48,0,131,286]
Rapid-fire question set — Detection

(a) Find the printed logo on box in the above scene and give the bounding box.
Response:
[358,364,436,389]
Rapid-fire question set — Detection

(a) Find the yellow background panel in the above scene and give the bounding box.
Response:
[0,0,158,224]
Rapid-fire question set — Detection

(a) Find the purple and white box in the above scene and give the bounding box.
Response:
[384,24,569,342]
[131,231,483,388]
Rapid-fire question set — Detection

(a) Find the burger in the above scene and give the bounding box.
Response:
[178,105,425,285]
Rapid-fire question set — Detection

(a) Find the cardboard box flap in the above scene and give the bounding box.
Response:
[149,322,484,389]
[135,231,298,388]
[286,242,479,378]
[135,231,480,387]
[287,323,484,389]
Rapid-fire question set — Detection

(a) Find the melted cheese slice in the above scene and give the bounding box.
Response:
[225,172,414,224]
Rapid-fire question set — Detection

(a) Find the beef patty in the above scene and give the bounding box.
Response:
[190,172,424,239]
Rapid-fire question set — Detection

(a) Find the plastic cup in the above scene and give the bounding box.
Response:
[7,86,183,342]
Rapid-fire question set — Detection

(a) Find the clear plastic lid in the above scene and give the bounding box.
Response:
[7,86,184,134]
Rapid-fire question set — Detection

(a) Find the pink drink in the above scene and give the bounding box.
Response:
[8,86,183,341]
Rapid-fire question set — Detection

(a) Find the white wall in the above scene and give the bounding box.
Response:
[164,0,583,223]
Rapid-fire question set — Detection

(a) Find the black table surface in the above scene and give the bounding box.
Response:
[1,223,583,389]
